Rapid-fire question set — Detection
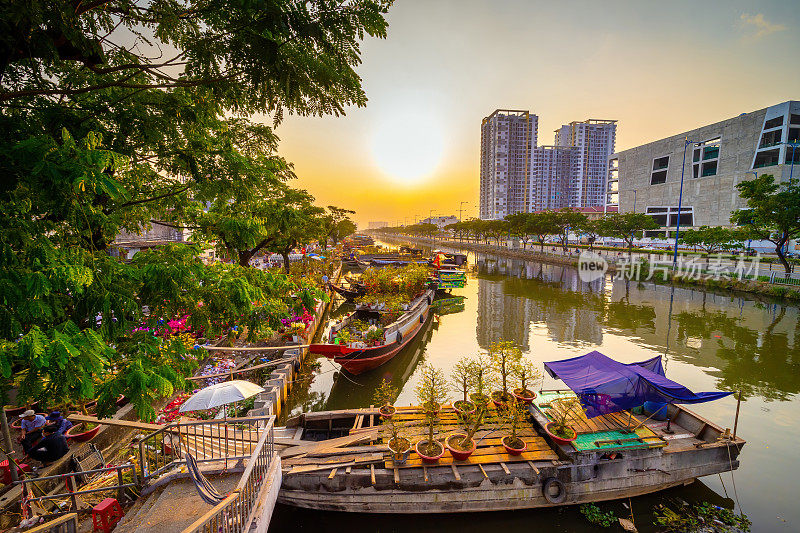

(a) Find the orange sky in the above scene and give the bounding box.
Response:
[260,1,800,227]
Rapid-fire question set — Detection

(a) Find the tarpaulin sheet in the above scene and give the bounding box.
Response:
[544,351,732,418]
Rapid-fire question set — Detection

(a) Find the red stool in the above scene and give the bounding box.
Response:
[92,498,124,533]
[0,460,31,485]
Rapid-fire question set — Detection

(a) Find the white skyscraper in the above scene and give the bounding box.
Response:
[555,119,617,208]
[479,110,538,220]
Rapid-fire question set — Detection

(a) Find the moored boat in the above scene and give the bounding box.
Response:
[276,352,745,513]
[310,287,436,375]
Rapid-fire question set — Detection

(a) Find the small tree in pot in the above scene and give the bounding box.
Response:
[446,399,486,460]
[385,416,412,464]
[489,340,522,407]
[512,360,541,404]
[468,354,492,408]
[500,397,528,455]
[374,378,398,419]
[450,357,476,416]
[545,397,581,444]
[414,364,449,462]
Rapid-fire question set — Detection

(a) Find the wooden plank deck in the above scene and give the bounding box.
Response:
[378,404,558,469]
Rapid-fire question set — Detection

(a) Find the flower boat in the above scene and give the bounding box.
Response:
[310,287,436,375]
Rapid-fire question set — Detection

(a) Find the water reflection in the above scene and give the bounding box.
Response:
[472,252,800,401]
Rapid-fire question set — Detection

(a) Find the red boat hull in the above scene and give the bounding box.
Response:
[311,314,430,375]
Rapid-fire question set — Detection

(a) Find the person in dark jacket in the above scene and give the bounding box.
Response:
[45,411,73,436]
[27,425,69,465]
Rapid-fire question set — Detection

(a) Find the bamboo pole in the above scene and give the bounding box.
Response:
[0,410,17,482]
[733,390,742,440]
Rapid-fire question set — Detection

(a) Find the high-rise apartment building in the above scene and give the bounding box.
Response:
[555,120,617,208]
[479,111,616,219]
[479,110,538,220]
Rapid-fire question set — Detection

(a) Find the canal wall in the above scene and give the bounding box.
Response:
[379,234,800,303]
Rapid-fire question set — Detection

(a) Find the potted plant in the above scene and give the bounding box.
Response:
[450,357,476,416]
[65,421,101,443]
[374,378,399,419]
[489,341,522,408]
[544,397,581,445]
[468,354,492,408]
[385,417,412,464]
[414,364,449,463]
[500,399,528,456]
[512,360,541,404]
[446,401,486,461]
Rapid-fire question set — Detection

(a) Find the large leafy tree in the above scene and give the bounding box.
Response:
[731,175,800,273]
[595,212,660,256]
[0,0,391,418]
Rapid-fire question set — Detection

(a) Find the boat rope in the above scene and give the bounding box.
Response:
[717,473,730,499]
[323,358,364,387]
[726,440,745,517]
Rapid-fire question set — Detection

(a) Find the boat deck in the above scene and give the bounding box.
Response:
[382,405,559,469]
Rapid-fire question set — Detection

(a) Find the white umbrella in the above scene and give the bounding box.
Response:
[180,380,265,413]
[179,380,265,469]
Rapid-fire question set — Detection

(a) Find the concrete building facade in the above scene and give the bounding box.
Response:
[612,100,800,229]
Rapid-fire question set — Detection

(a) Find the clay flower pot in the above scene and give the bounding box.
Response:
[545,422,578,445]
[65,422,101,443]
[501,435,527,456]
[415,440,445,464]
[388,437,412,464]
[445,433,476,461]
[491,391,513,409]
[512,388,537,405]
[453,400,476,417]
[379,405,396,419]
[5,401,41,418]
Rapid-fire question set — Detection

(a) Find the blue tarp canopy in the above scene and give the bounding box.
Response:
[544,351,733,418]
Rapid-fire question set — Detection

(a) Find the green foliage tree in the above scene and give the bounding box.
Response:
[596,212,660,256]
[731,175,800,273]
[414,364,449,454]
[488,340,522,404]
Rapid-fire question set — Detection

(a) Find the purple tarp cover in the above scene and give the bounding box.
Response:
[544,351,733,418]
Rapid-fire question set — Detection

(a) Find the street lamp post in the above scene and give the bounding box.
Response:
[673,138,702,270]
[784,141,799,184]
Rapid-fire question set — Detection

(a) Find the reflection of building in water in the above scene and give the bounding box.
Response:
[476,277,531,351]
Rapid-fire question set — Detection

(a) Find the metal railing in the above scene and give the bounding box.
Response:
[16,464,137,512]
[138,415,272,481]
[181,417,276,533]
[25,513,78,533]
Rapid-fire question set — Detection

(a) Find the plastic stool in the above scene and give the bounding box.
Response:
[0,460,31,485]
[92,497,124,533]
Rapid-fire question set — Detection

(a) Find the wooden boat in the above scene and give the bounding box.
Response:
[276,398,744,513]
[328,281,366,302]
[310,288,436,375]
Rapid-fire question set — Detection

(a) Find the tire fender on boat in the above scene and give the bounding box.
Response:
[396,332,403,344]
[419,313,425,324]
[542,477,566,504]
[426,295,432,305]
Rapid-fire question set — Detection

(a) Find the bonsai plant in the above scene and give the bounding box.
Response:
[450,357,476,416]
[468,354,492,408]
[500,397,528,455]
[489,340,523,407]
[385,416,412,464]
[446,400,486,461]
[374,378,399,419]
[545,397,581,445]
[414,364,449,463]
[512,359,541,404]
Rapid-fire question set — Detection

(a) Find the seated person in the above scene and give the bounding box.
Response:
[45,411,73,436]
[18,410,46,452]
[27,424,69,465]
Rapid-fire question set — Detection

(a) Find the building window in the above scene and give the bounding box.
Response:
[646,206,693,227]
[692,138,720,178]
[650,156,669,184]
[754,148,780,168]
[764,116,784,129]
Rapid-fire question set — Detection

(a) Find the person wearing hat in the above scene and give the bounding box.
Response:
[45,411,72,437]
[18,410,46,452]
[26,424,69,465]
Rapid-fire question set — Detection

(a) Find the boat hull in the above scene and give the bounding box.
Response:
[278,443,741,513]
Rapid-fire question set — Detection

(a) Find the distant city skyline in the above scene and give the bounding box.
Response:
[265,1,800,226]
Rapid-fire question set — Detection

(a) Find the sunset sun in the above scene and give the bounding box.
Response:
[371,110,444,184]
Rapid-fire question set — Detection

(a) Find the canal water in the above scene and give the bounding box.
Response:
[270,243,799,532]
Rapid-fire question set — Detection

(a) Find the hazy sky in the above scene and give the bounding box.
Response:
[264,0,800,227]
